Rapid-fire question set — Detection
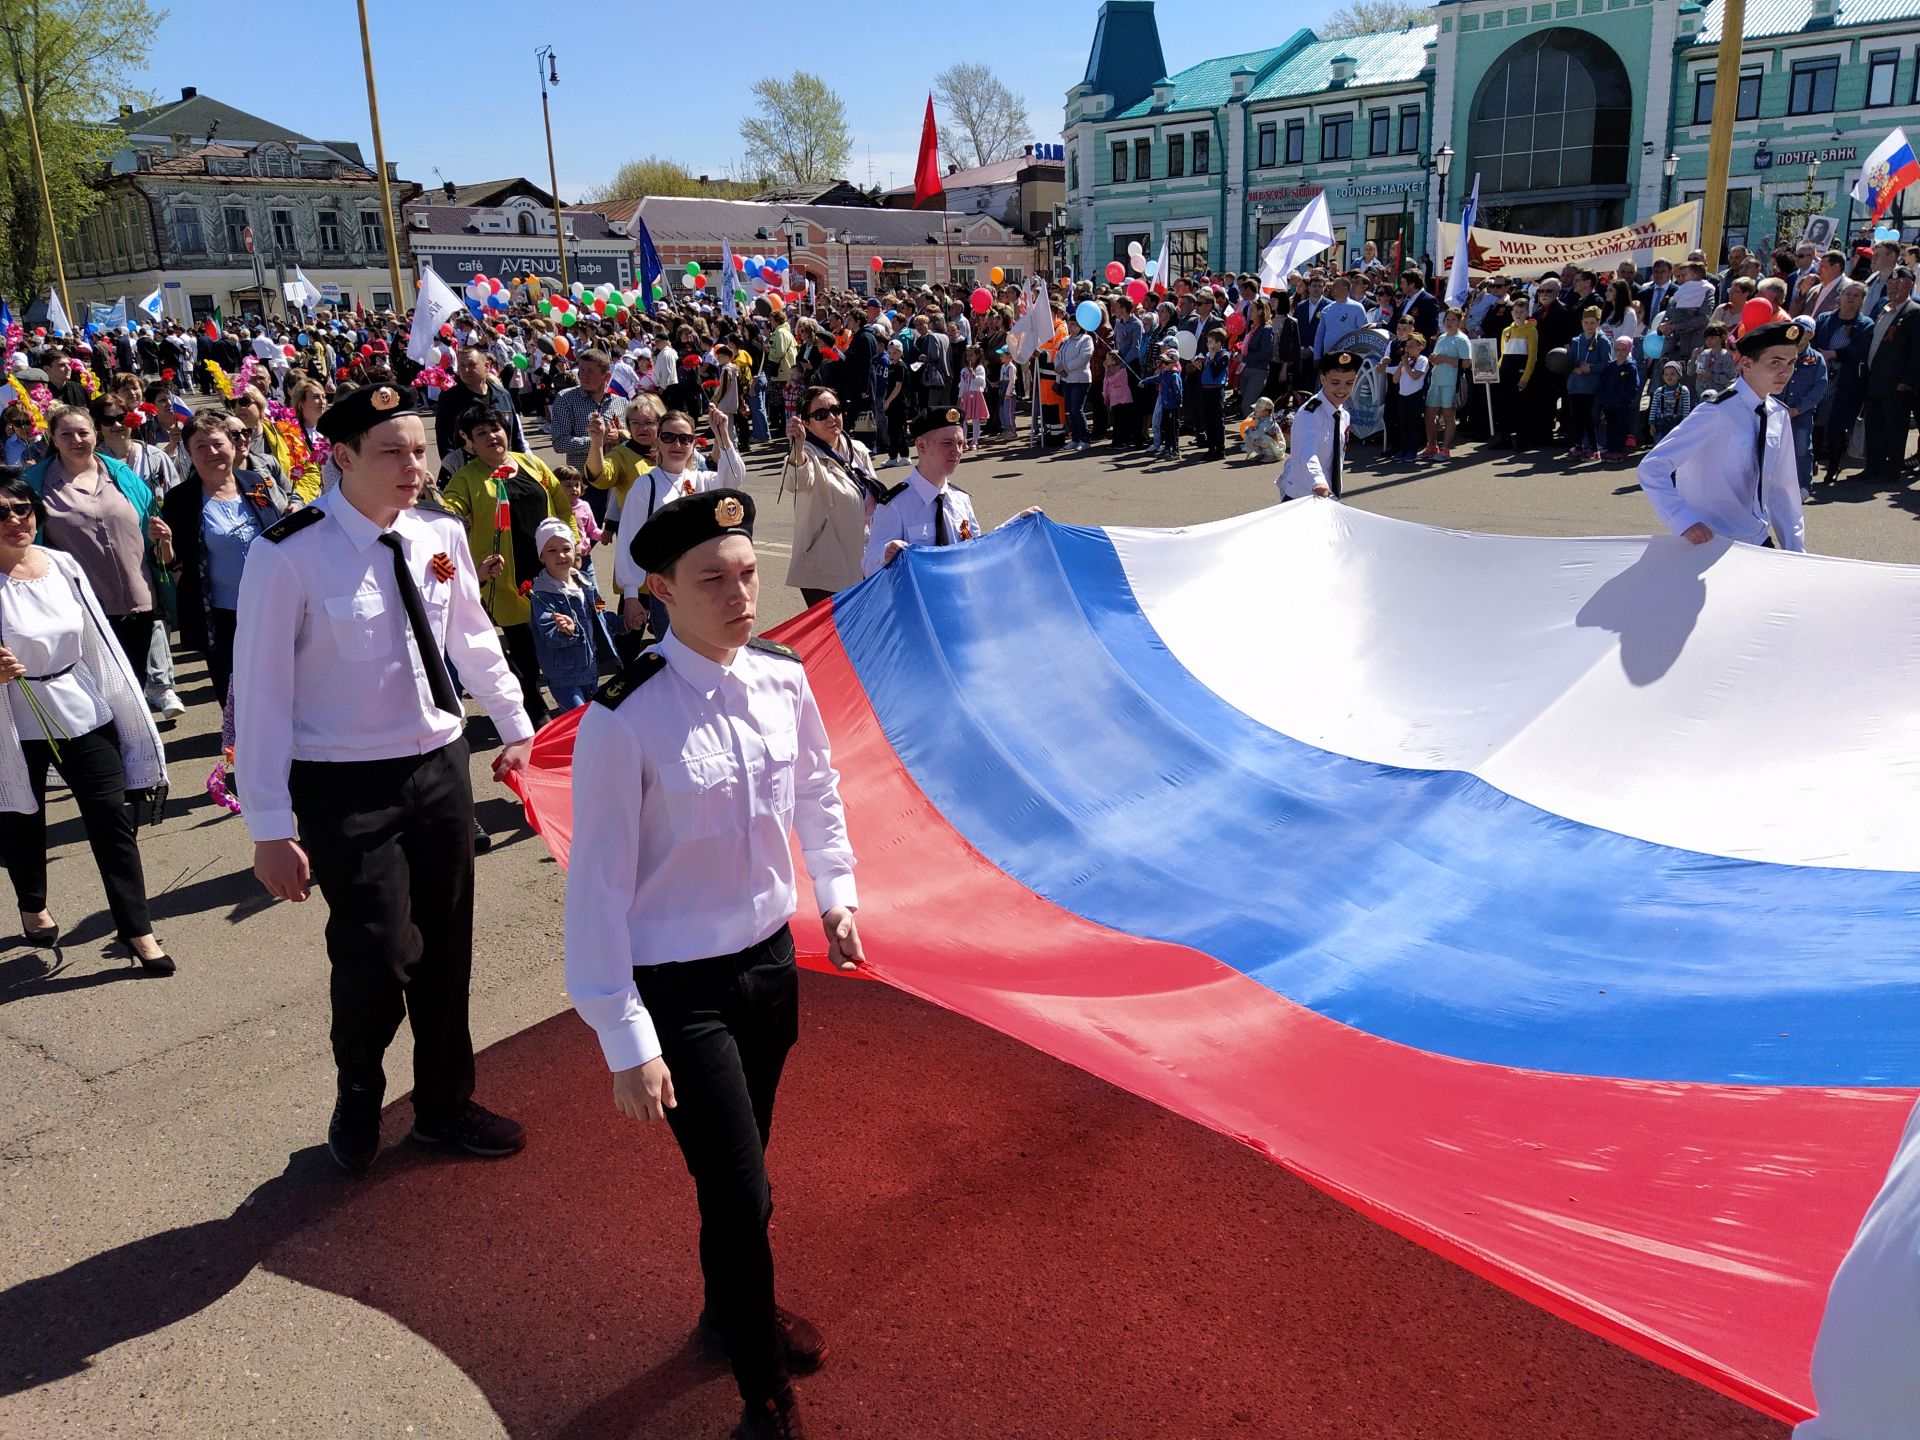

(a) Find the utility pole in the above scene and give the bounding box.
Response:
[4,17,72,324]
[355,0,409,310]
[536,46,567,288]
[1699,0,1747,263]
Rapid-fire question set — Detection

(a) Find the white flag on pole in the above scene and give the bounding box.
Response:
[293,265,323,311]
[45,287,69,336]
[1149,234,1170,296]
[719,237,737,319]
[1444,174,1481,308]
[138,284,163,321]
[1008,275,1056,364]
[1257,193,1335,291]
[406,265,462,363]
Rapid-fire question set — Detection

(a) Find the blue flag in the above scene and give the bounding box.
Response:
[636,218,663,314]
[0,298,13,332]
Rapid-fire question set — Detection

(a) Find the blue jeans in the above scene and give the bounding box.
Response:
[1793,417,1815,488]
[548,682,591,712]
[869,380,891,454]
[749,374,769,443]
[1063,381,1090,445]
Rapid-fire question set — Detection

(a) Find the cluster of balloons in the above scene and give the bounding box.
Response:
[1123,238,1159,280]
[729,253,791,283]
[464,274,512,311]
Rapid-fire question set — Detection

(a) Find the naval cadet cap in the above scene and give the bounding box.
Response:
[317,381,417,444]
[630,488,756,574]
[1735,318,1805,357]
[1317,350,1361,375]
[909,407,965,440]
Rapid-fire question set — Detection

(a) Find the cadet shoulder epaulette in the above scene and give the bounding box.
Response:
[1707,388,1739,404]
[747,636,802,663]
[950,483,969,496]
[878,480,910,504]
[1302,396,1322,412]
[262,506,325,544]
[592,649,666,710]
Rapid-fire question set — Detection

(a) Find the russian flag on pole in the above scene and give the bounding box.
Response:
[1852,128,1920,223]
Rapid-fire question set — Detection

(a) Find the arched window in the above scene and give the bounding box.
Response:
[1471,31,1630,196]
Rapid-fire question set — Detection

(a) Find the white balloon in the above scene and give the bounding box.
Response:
[1175,330,1198,361]
[681,273,697,289]
[1127,240,1144,256]
[1129,253,1146,274]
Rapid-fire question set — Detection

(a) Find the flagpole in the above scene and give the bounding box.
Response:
[8,52,71,324]
[356,0,410,312]
[1699,0,1746,262]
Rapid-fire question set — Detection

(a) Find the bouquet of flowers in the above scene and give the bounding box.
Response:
[7,375,45,435]
[205,360,233,399]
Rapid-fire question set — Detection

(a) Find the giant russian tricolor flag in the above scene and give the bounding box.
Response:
[512,502,1920,1425]
[1853,127,1920,225]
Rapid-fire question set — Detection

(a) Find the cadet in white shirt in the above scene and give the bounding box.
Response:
[565,487,863,1440]
[234,382,536,1176]
[1277,351,1360,500]
[1637,318,1807,552]
[610,406,744,635]
[861,408,1040,575]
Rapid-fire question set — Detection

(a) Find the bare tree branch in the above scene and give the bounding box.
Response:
[933,62,1032,170]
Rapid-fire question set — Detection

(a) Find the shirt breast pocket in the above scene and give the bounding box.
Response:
[322,588,392,662]
[662,748,740,839]
[764,729,797,816]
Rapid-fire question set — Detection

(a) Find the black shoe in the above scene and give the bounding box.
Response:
[23,919,58,947]
[473,817,492,855]
[698,1306,828,1375]
[118,936,175,976]
[409,1101,525,1157]
[733,1387,806,1440]
[328,1085,384,1174]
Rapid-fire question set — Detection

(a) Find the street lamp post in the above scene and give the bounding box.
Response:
[836,229,852,291]
[1251,203,1265,268]
[1663,151,1679,211]
[534,46,567,288]
[1432,143,1454,274]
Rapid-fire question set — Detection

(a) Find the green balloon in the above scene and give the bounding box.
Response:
[512,353,531,370]
[538,299,552,315]
[652,282,665,298]
[685,261,701,277]
[560,310,577,327]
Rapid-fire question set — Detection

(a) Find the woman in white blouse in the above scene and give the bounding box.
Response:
[0,471,171,972]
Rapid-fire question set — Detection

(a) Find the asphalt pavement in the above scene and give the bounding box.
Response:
[0,414,1910,1438]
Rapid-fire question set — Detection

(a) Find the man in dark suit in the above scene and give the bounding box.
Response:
[1860,266,1920,481]
[1394,269,1441,342]
[1296,275,1329,354]
[1637,258,1676,323]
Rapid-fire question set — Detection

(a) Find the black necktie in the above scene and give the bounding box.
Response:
[933,492,951,546]
[1330,411,1344,497]
[1752,401,1769,511]
[378,532,461,717]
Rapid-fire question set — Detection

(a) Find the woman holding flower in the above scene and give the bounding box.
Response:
[91,395,184,721]
[0,470,171,972]
[158,409,290,703]
[439,405,575,725]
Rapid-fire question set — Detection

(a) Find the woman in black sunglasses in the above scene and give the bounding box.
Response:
[780,385,884,607]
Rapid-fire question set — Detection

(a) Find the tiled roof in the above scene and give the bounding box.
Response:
[1248,26,1435,101]
[447,179,552,208]
[1692,0,1920,41]
[880,151,1065,197]
[139,143,374,181]
[625,196,1021,246]
[1113,46,1290,118]
[403,203,625,241]
[116,92,313,146]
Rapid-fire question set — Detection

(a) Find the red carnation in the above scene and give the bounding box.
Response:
[161,367,175,380]
[517,578,533,598]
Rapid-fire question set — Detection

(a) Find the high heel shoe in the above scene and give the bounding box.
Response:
[119,937,176,977]
[23,921,59,947]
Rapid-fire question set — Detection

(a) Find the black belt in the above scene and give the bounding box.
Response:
[23,663,74,682]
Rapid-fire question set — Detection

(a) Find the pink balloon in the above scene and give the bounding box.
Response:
[970,286,993,314]
[1105,261,1126,284]
[1124,279,1148,305]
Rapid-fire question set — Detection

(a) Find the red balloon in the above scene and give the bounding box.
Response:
[282,343,296,356]
[732,254,746,270]
[1740,297,1778,332]
[693,274,707,289]
[593,298,606,314]
[488,278,502,292]
[359,344,373,357]
[868,256,883,271]
[1124,279,1148,304]
[1105,261,1126,284]
[1225,311,1247,339]
[439,324,453,337]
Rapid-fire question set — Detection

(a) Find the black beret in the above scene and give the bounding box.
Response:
[317,381,417,442]
[630,487,755,574]
[1317,350,1361,375]
[909,407,965,441]
[1736,319,1806,356]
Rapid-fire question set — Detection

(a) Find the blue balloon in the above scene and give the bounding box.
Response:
[743,259,761,278]
[296,332,310,346]
[1641,333,1664,359]
[1075,300,1104,331]
[772,256,789,272]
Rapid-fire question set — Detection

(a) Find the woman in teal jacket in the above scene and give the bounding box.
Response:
[22,403,164,675]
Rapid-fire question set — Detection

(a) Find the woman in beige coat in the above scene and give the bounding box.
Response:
[780,384,885,606]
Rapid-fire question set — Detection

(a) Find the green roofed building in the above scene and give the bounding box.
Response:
[1065,0,1920,279]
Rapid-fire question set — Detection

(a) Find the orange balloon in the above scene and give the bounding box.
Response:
[553,335,571,357]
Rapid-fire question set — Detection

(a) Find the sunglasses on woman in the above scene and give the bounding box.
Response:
[808,405,843,420]
[0,501,37,520]
[659,431,695,445]
[98,413,128,426]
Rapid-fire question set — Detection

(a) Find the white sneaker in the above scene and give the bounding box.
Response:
[159,690,186,720]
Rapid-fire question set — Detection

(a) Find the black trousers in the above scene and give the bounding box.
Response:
[498,622,550,725]
[106,611,157,686]
[634,924,800,1406]
[1861,392,1912,475]
[0,722,151,937]
[206,606,238,705]
[288,738,476,1121]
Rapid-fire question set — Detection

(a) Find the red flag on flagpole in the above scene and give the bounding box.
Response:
[913,95,944,210]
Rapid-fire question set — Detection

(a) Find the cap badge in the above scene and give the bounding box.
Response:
[1338,353,1351,365]
[715,496,746,527]
[371,386,399,411]
[945,408,960,423]
[1786,323,1804,341]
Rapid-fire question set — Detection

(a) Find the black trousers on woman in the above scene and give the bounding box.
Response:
[106,611,158,687]
[0,722,151,938]
[206,607,238,705]
[288,738,476,1123]
[634,924,800,1408]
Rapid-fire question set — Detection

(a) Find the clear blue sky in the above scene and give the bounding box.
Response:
[126,1,1324,198]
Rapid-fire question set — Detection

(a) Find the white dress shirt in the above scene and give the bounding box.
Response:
[564,629,857,1071]
[610,451,746,599]
[234,497,534,843]
[1636,376,1805,551]
[1277,392,1348,499]
[0,566,111,738]
[859,470,981,576]
[651,345,679,391]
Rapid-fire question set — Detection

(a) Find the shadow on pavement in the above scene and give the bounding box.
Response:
[0,975,1789,1440]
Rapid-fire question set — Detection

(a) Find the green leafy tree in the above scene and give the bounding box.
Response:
[1320,0,1428,36]
[0,0,162,304]
[738,71,851,186]
[581,155,764,203]
[934,62,1032,170]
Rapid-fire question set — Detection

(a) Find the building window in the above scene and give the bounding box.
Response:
[1321,114,1352,161]
[1113,230,1150,262]
[1111,141,1128,183]
[1167,226,1208,279]
[1398,106,1420,153]
[1258,122,1277,167]
[1168,134,1185,178]
[1193,132,1209,174]
[952,267,977,288]
[223,205,248,252]
[1867,49,1899,107]
[1913,47,1920,103]
[173,205,205,254]
[1069,152,1079,192]
[317,209,342,253]
[271,208,296,251]
[372,290,392,312]
[360,210,383,253]
[1369,109,1391,156]
[1284,118,1305,165]
[1788,57,1838,115]
[1473,32,1631,194]
[1365,213,1408,260]
[1134,137,1152,181]
[1694,72,1762,123]
[1001,266,1025,284]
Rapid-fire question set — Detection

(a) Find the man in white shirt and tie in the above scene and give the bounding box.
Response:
[234,382,536,1175]
[565,487,863,1440]
[861,408,986,574]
